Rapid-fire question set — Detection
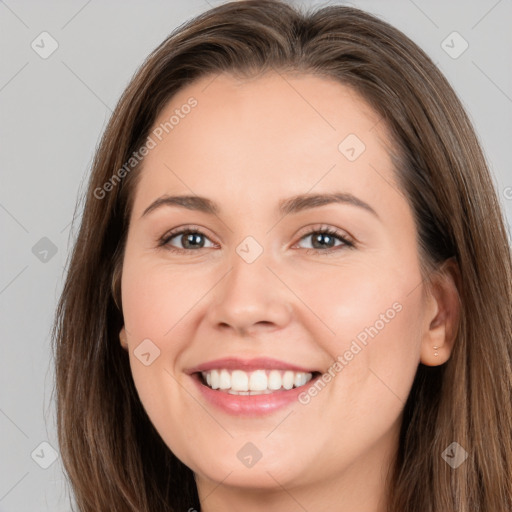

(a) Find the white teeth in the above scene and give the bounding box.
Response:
[268,370,282,390]
[249,370,268,391]
[219,369,231,390]
[231,370,249,391]
[210,369,219,390]
[200,368,314,393]
[282,371,294,390]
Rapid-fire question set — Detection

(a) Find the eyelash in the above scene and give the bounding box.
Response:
[157,225,354,255]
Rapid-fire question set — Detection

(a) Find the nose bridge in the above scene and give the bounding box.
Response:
[207,237,293,334]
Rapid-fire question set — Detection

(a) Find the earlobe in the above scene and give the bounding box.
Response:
[420,259,461,367]
[119,326,129,350]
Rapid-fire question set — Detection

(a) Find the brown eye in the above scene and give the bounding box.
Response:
[159,228,216,252]
[296,228,354,253]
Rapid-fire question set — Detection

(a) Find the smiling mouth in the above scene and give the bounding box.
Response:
[197,369,321,395]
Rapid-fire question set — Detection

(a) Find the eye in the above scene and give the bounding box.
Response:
[158,226,217,253]
[157,225,354,255]
[295,226,354,254]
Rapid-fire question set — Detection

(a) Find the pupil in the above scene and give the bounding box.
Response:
[313,233,334,249]
[183,232,204,249]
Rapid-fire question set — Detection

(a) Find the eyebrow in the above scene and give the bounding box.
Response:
[141,192,379,219]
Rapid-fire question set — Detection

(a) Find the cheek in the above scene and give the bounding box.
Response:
[120,260,199,464]
[119,258,222,442]
[293,268,424,471]
[288,255,424,350]
[299,257,424,405]
[121,258,210,343]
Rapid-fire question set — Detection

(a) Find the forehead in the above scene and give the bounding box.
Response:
[131,71,399,217]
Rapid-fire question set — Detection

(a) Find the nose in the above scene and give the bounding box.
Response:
[206,249,293,337]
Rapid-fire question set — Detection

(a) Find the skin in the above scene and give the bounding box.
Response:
[119,72,460,512]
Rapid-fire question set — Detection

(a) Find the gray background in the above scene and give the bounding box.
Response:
[1,0,511,510]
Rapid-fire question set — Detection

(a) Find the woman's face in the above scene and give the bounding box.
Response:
[120,72,437,498]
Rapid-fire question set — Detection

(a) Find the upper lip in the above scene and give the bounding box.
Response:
[185,357,320,375]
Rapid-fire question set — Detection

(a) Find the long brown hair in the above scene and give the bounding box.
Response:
[52,1,512,510]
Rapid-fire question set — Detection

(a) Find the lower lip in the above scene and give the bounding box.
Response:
[191,374,320,416]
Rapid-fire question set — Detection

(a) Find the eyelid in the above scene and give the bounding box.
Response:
[293,223,354,244]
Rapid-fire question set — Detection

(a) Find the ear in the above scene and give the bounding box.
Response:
[420,258,461,366]
[119,325,129,351]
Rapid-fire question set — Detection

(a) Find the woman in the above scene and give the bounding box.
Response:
[52,1,512,510]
